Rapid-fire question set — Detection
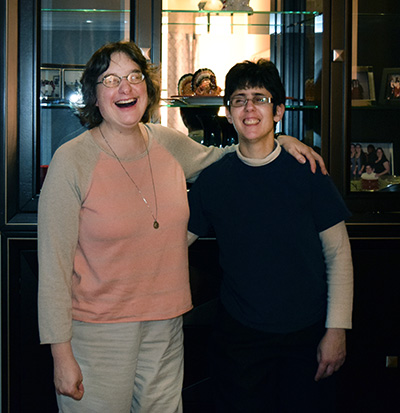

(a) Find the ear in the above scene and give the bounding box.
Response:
[225,106,233,124]
[273,104,285,123]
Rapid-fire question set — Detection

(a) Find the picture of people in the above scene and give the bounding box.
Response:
[379,68,400,104]
[373,147,391,177]
[350,142,395,191]
[360,164,379,191]
[350,143,366,178]
[387,74,400,100]
[40,68,61,100]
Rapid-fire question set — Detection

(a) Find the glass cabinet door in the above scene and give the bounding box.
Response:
[39,0,131,174]
[349,0,400,195]
[160,0,323,148]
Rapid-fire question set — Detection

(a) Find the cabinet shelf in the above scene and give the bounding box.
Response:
[162,9,322,30]
[161,101,319,110]
[41,8,129,30]
[358,12,400,17]
[162,9,321,16]
[41,8,128,12]
[351,104,400,110]
[40,101,320,110]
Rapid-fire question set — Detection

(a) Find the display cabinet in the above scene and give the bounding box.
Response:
[350,5,400,196]
[328,0,400,222]
[1,235,57,412]
[1,0,400,411]
[329,3,400,411]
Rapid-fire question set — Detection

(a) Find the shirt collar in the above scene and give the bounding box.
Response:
[236,139,282,167]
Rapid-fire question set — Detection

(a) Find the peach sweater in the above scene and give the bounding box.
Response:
[38,124,234,344]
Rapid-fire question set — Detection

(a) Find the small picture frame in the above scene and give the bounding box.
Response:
[379,68,400,105]
[350,142,396,192]
[40,67,62,101]
[351,66,376,107]
[63,67,85,105]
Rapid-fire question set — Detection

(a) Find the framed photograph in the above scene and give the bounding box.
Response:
[351,66,376,107]
[40,67,61,101]
[63,66,85,105]
[350,142,397,192]
[379,68,400,105]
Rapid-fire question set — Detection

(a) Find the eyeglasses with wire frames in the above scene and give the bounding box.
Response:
[97,71,145,88]
[227,96,273,107]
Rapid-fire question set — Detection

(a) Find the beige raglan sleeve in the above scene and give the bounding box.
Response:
[37,133,96,344]
[320,221,354,329]
[147,123,236,181]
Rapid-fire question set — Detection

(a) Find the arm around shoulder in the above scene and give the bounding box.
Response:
[148,123,235,181]
[277,134,328,175]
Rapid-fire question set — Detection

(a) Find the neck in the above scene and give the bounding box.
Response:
[238,135,275,159]
[97,123,147,157]
[237,140,280,167]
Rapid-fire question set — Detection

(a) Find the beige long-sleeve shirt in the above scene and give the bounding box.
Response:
[38,124,234,344]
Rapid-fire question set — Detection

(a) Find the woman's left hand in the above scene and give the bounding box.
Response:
[278,135,328,175]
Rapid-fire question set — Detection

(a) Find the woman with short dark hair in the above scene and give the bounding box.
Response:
[38,41,326,412]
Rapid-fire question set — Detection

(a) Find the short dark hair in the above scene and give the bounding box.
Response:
[224,59,286,114]
[79,41,160,129]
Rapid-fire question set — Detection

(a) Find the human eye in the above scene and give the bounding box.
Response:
[127,71,144,84]
[254,96,270,105]
[103,74,120,87]
[231,97,246,106]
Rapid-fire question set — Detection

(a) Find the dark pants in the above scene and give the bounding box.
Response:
[211,305,336,413]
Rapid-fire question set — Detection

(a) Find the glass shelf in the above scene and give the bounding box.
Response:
[41,8,129,11]
[41,7,130,31]
[40,101,320,110]
[162,9,321,16]
[161,101,319,110]
[357,12,400,16]
[351,105,400,110]
[162,9,322,29]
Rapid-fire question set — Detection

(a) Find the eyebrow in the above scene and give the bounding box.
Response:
[231,92,268,98]
[231,92,272,100]
[103,69,142,77]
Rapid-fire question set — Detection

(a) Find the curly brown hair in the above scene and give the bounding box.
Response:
[79,41,160,129]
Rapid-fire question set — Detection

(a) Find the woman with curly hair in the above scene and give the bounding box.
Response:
[38,41,326,412]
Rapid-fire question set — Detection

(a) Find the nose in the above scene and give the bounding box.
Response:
[118,77,132,92]
[244,99,256,110]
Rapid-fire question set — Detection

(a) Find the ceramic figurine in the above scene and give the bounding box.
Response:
[222,0,253,11]
[199,0,223,10]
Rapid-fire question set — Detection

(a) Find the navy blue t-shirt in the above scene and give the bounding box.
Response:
[188,150,351,333]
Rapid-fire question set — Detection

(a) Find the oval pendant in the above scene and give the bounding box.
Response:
[153,220,159,229]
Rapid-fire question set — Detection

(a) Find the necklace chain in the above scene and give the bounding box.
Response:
[99,126,159,229]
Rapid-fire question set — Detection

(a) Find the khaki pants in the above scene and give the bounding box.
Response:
[57,317,183,413]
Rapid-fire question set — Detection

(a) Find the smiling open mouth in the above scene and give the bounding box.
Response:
[115,98,137,108]
[243,119,259,125]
